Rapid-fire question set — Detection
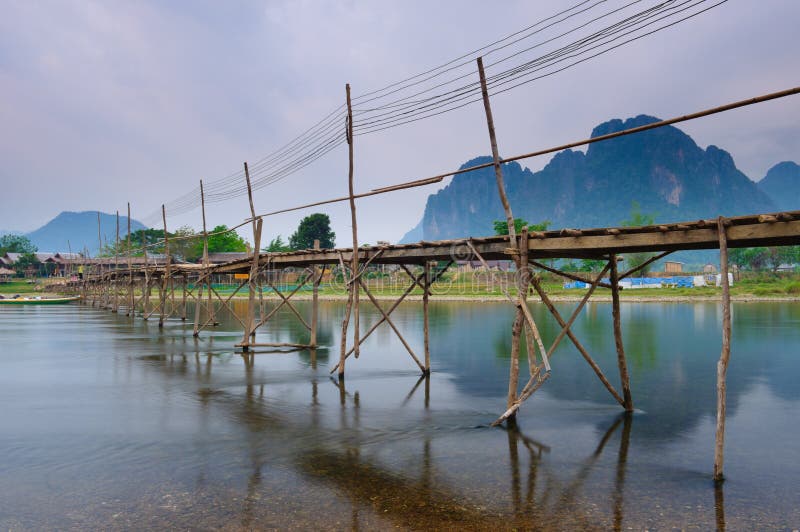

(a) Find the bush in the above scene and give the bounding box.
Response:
[785,282,800,295]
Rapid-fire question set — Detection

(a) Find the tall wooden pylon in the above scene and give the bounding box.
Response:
[338,83,359,380]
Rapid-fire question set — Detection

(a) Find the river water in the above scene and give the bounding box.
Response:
[0,300,798,530]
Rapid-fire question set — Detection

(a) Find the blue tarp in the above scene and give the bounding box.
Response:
[563,276,696,289]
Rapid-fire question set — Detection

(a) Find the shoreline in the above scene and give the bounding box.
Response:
[216,293,800,303]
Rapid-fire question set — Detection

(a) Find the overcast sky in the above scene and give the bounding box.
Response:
[1,0,798,247]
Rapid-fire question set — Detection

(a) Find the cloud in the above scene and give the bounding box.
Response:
[0,0,797,244]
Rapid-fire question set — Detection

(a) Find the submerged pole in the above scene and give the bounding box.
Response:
[423,261,431,375]
[609,254,634,412]
[311,239,321,348]
[714,217,732,482]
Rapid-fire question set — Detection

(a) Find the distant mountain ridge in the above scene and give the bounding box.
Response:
[401,115,797,243]
[758,161,800,211]
[25,211,146,255]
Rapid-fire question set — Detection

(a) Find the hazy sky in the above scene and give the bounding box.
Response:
[1,0,798,247]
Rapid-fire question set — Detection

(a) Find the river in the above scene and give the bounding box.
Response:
[0,300,798,529]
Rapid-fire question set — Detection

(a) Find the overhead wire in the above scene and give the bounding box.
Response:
[351,0,708,134]
[138,0,723,227]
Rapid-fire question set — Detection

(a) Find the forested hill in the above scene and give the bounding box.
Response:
[26,211,146,255]
[401,115,793,243]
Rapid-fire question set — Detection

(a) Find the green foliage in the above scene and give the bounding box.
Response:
[620,202,657,275]
[785,282,800,295]
[264,235,292,252]
[130,228,167,249]
[731,246,799,272]
[207,225,248,253]
[579,259,606,272]
[620,201,656,227]
[492,218,551,236]
[0,234,37,254]
[14,252,39,276]
[289,213,335,250]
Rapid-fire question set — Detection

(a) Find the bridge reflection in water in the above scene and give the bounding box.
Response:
[148,339,732,531]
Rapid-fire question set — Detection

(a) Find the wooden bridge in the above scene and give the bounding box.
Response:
[59,64,800,482]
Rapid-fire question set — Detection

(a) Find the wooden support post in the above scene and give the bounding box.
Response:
[180,274,188,320]
[200,180,216,327]
[192,184,205,334]
[714,217,732,482]
[158,205,171,328]
[112,211,119,312]
[423,261,431,375]
[243,162,260,345]
[529,265,625,407]
[347,84,360,360]
[609,254,634,411]
[477,56,515,240]
[241,218,263,349]
[141,228,150,319]
[126,203,134,316]
[338,83,358,379]
[310,239,321,348]
[479,57,552,424]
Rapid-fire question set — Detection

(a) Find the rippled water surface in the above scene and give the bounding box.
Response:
[1,300,798,530]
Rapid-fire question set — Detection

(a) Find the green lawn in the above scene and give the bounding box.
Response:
[0,280,39,295]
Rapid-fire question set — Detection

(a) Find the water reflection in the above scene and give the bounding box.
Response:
[1,302,797,529]
[133,348,668,529]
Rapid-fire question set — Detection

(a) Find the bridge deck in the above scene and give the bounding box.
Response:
[179,210,799,275]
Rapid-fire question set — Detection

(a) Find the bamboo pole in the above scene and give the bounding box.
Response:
[202,181,216,326]
[126,204,134,316]
[338,83,358,379]
[529,266,625,406]
[311,239,321,348]
[158,205,171,328]
[113,210,119,312]
[477,56,516,241]
[609,255,634,411]
[192,181,207,336]
[423,261,431,374]
[714,217,732,482]
[141,228,150,318]
[254,273,312,329]
[241,218,263,350]
[479,56,530,422]
[359,280,425,372]
[180,273,188,320]
[347,84,361,360]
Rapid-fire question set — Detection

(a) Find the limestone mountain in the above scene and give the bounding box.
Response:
[402,115,781,242]
[758,161,800,211]
[25,211,146,255]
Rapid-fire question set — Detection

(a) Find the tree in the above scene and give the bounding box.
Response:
[170,226,200,262]
[207,225,248,253]
[767,246,799,273]
[731,246,799,272]
[264,235,291,252]
[578,259,606,272]
[493,218,551,235]
[289,213,335,250]
[620,202,657,275]
[14,252,39,277]
[730,247,769,271]
[0,234,37,254]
